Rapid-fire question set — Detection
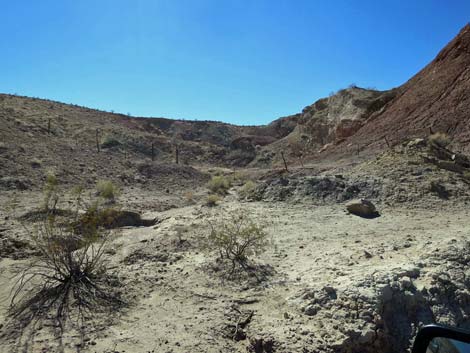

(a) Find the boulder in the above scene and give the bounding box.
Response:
[346,199,379,218]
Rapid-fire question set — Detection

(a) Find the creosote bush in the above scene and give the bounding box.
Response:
[96,180,119,202]
[207,175,231,195]
[205,210,269,273]
[238,180,257,200]
[9,181,123,332]
[205,194,220,207]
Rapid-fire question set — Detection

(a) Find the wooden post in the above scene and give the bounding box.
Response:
[384,136,392,150]
[281,151,288,172]
[151,142,155,161]
[47,118,51,135]
[175,145,179,164]
[96,129,100,153]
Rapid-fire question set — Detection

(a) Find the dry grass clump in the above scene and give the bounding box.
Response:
[207,175,231,195]
[204,210,269,274]
[429,132,451,148]
[96,180,120,202]
[205,194,221,207]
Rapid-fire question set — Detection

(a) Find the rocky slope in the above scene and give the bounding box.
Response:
[328,24,470,157]
[252,87,395,167]
[0,94,298,189]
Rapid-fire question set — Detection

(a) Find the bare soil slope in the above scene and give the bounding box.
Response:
[332,24,470,157]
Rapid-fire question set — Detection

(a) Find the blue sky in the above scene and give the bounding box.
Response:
[1,1,469,125]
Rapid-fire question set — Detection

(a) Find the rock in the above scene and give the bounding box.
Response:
[406,138,427,149]
[304,304,320,316]
[346,199,379,218]
[399,276,413,290]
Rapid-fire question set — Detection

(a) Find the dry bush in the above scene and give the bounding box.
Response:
[205,194,220,207]
[42,171,59,212]
[101,134,122,149]
[238,180,257,200]
[96,180,119,202]
[8,185,124,332]
[207,175,231,195]
[204,210,269,274]
[229,171,249,186]
[429,132,451,148]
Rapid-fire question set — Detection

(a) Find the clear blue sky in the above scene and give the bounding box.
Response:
[1,1,469,125]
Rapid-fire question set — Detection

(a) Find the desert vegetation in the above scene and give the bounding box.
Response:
[2,24,470,353]
[207,175,232,195]
[7,181,124,338]
[204,210,270,276]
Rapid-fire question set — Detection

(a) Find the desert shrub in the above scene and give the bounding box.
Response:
[96,180,119,202]
[229,171,250,186]
[429,132,451,148]
[205,211,269,273]
[207,175,231,195]
[101,135,122,149]
[238,180,257,200]
[205,194,220,207]
[42,171,59,212]
[9,188,123,331]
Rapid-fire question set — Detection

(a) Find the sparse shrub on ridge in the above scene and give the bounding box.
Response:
[101,134,122,149]
[207,175,231,195]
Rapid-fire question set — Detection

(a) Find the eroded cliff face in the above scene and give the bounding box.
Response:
[299,87,396,144]
[251,87,396,167]
[330,24,470,157]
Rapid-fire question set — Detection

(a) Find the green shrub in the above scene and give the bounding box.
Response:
[205,211,269,272]
[205,194,220,207]
[238,180,257,200]
[96,180,119,202]
[207,175,231,195]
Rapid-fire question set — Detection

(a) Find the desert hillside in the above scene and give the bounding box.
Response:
[1,24,470,353]
[329,24,470,157]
